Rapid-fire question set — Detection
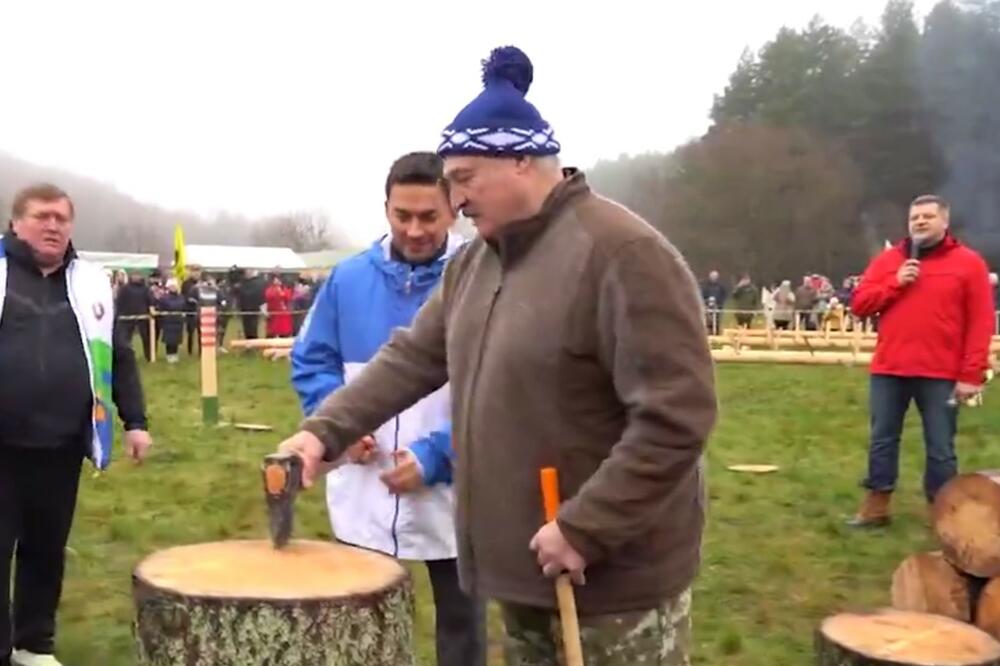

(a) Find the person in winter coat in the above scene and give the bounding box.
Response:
[848,195,994,527]
[291,278,312,336]
[114,273,153,361]
[264,276,292,338]
[701,270,726,334]
[181,270,202,355]
[731,273,761,328]
[701,270,727,310]
[155,280,187,363]
[0,184,152,666]
[291,152,485,666]
[794,276,817,330]
[772,280,796,330]
[214,279,232,351]
[236,270,266,340]
[835,277,855,306]
[277,47,716,664]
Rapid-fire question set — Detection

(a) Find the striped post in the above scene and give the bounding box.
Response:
[199,289,219,425]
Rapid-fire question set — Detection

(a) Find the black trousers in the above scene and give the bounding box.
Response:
[185,312,200,355]
[0,447,84,660]
[425,558,487,666]
[218,313,230,346]
[241,314,259,340]
[118,318,151,361]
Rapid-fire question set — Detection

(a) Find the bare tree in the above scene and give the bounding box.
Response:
[251,210,349,252]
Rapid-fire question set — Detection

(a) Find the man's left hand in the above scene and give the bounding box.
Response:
[379,450,425,495]
[124,429,153,464]
[529,521,587,585]
[955,382,984,401]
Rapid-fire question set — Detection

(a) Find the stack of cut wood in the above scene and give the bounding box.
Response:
[815,471,1000,664]
[709,328,1000,367]
[890,473,1000,635]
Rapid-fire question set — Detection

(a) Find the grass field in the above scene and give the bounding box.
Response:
[52,351,1000,665]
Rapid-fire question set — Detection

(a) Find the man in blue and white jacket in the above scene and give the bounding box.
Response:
[291,152,485,666]
[1,183,152,666]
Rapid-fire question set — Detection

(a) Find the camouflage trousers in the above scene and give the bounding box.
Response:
[500,587,692,666]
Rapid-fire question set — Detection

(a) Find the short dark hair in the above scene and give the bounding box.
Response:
[384,152,449,199]
[910,194,950,212]
[12,183,74,219]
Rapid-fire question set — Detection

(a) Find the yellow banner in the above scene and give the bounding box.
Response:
[173,225,187,283]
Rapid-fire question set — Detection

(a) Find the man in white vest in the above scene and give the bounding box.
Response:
[291,153,485,666]
[0,183,153,666]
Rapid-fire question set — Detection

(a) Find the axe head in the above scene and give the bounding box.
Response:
[262,453,303,549]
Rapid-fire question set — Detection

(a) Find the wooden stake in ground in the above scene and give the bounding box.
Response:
[891,551,977,622]
[816,609,1000,665]
[977,579,1000,641]
[198,291,219,425]
[934,472,1000,578]
[539,468,584,666]
[133,540,414,665]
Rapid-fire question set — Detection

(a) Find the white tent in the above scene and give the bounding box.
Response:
[297,248,360,269]
[183,244,306,272]
[77,251,160,270]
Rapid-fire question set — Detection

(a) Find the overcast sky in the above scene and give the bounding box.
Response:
[0,0,934,246]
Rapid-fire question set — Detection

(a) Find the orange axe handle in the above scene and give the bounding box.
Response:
[540,467,585,666]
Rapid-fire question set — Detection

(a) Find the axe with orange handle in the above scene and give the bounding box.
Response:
[262,453,303,549]
[539,467,585,666]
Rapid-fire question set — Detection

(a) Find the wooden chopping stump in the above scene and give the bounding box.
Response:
[133,539,414,666]
[816,609,1000,665]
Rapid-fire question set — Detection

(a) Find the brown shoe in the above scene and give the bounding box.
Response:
[846,490,892,527]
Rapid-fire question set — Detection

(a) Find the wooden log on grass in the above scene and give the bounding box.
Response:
[722,327,877,339]
[709,335,878,351]
[891,551,978,622]
[133,540,414,665]
[229,338,294,350]
[711,349,873,365]
[720,327,1000,340]
[816,609,1000,665]
[934,472,1000,578]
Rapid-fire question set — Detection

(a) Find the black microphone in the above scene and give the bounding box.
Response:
[909,238,922,261]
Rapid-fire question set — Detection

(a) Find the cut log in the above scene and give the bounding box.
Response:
[711,349,873,365]
[229,338,294,350]
[977,579,1000,641]
[816,609,1000,665]
[133,539,414,666]
[726,464,780,474]
[935,472,1000,578]
[891,552,977,622]
[232,423,274,432]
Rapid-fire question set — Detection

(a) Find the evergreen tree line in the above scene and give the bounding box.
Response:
[589,0,1000,283]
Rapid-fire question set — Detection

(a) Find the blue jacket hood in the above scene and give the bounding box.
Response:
[365,233,467,293]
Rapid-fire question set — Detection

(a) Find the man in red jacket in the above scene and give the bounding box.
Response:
[849,194,994,527]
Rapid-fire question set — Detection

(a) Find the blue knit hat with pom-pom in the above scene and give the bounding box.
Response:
[437,46,560,157]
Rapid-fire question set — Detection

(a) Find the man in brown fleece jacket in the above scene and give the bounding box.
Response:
[277,46,717,664]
